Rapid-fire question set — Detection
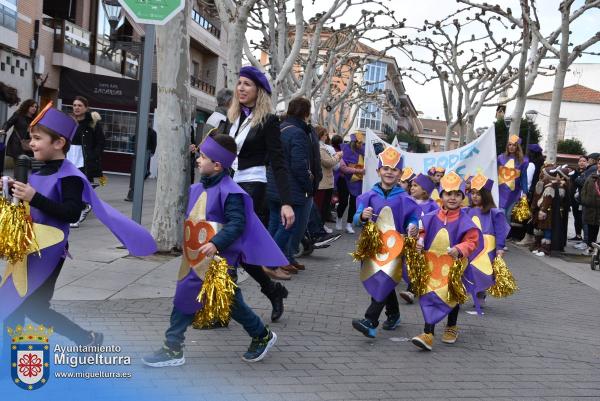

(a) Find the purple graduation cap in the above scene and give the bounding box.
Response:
[200,135,236,168]
[413,173,436,196]
[29,102,78,141]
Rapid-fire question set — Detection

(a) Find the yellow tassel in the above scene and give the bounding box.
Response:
[192,256,238,328]
[98,176,108,186]
[447,258,469,304]
[0,201,39,263]
[511,195,531,223]
[488,256,518,298]
[350,221,383,261]
[402,236,429,296]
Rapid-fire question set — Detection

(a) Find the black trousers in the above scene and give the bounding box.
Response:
[365,292,399,327]
[587,224,599,247]
[3,259,91,356]
[424,305,460,334]
[573,205,583,236]
[336,178,356,223]
[238,181,276,292]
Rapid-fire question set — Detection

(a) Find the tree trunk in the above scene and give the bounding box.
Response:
[151,1,192,251]
[545,64,567,164]
[224,0,259,88]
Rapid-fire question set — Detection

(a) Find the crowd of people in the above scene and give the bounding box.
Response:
[1,65,597,368]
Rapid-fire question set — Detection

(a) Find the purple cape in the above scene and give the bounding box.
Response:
[173,175,288,314]
[356,187,420,302]
[0,159,156,320]
[419,209,484,325]
[341,143,365,197]
[497,154,529,210]
[415,198,439,216]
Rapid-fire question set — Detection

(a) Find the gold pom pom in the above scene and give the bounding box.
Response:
[98,176,108,187]
[351,221,383,261]
[0,201,39,263]
[192,256,237,328]
[447,258,468,304]
[402,236,429,296]
[511,195,531,223]
[488,256,518,298]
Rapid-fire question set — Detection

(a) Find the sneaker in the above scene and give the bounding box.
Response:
[568,235,583,241]
[411,333,434,351]
[574,242,589,250]
[323,225,333,234]
[76,204,92,226]
[70,222,80,229]
[142,345,185,367]
[534,250,546,257]
[124,197,133,202]
[335,217,343,231]
[399,291,415,304]
[382,315,401,331]
[242,329,277,362]
[582,248,593,256]
[351,318,377,338]
[313,233,341,247]
[345,223,355,234]
[441,326,459,344]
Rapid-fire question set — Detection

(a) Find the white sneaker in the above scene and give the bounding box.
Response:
[323,225,333,234]
[574,242,589,250]
[582,248,593,256]
[534,251,546,257]
[335,217,343,231]
[345,223,355,234]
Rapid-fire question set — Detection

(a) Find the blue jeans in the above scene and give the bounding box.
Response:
[307,202,326,237]
[165,288,266,350]
[268,198,313,264]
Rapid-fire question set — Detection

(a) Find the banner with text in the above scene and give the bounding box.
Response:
[363,127,499,203]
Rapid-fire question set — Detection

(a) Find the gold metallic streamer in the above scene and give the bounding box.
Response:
[0,201,39,264]
[98,176,108,186]
[511,195,531,223]
[192,256,238,328]
[488,256,518,298]
[402,236,429,296]
[350,221,383,261]
[447,258,468,304]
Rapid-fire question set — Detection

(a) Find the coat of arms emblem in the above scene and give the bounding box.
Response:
[8,324,53,390]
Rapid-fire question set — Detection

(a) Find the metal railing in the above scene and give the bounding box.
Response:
[191,8,220,39]
[190,75,216,96]
[96,36,123,73]
[48,18,91,62]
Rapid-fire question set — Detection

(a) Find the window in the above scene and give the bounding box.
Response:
[192,61,200,77]
[363,61,387,93]
[62,105,153,154]
[0,0,17,31]
[358,102,382,131]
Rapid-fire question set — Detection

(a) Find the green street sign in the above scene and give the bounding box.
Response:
[118,0,184,25]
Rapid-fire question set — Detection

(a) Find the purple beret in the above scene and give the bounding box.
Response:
[239,66,272,95]
[30,102,78,141]
[413,174,436,196]
[528,143,543,153]
[200,135,237,169]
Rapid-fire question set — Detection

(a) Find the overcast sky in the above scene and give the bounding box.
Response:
[294,0,600,128]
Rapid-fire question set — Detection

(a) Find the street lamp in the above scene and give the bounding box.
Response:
[525,109,538,149]
[101,0,122,32]
[101,0,141,54]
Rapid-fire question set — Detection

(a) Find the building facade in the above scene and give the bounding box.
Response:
[418,117,460,151]
[0,0,227,173]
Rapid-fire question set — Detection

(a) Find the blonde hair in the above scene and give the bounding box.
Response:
[227,87,273,128]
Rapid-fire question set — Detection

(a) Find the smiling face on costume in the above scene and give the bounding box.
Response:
[378,166,400,188]
[441,190,464,210]
[29,126,67,161]
[237,77,258,107]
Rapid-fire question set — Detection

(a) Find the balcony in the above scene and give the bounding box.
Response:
[190,75,215,96]
[46,18,91,62]
[191,8,220,39]
[96,36,123,74]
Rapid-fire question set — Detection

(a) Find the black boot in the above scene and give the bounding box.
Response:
[262,282,288,322]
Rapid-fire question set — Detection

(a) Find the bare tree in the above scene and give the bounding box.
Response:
[398,7,522,147]
[151,0,192,251]
[461,0,600,163]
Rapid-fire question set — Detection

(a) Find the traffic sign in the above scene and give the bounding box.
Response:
[118,0,184,25]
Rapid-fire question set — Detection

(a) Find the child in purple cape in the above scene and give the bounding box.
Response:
[143,134,288,367]
[351,146,419,338]
[1,104,156,352]
[411,172,482,351]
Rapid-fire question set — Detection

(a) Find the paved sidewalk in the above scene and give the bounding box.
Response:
[2,174,600,400]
